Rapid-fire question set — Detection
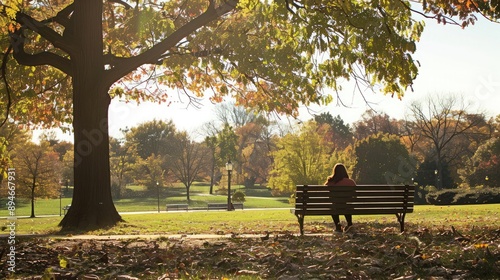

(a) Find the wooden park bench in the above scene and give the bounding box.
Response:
[291,184,415,235]
[165,204,189,211]
[207,203,244,210]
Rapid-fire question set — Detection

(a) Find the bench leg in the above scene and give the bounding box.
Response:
[395,213,406,232]
[295,214,304,236]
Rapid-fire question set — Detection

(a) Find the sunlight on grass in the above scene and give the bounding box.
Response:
[0,191,289,217]
[2,204,498,236]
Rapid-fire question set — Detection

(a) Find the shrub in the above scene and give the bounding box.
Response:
[426,189,458,205]
[231,190,246,203]
[426,187,500,205]
[414,185,436,205]
[453,187,500,204]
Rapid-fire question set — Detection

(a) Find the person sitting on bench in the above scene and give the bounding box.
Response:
[324,163,356,232]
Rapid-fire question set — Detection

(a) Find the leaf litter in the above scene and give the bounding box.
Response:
[1,223,499,279]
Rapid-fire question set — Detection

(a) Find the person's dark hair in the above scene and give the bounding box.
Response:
[326,163,349,184]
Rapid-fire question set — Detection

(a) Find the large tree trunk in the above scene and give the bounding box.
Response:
[59,0,121,230]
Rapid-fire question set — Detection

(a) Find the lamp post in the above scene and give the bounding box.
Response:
[226,160,233,211]
[156,181,160,213]
[59,184,63,217]
[434,169,438,189]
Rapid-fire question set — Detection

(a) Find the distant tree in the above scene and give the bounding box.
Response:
[460,137,500,188]
[61,149,74,192]
[353,133,415,185]
[408,96,487,189]
[204,134,218,194]
[109,137,137,199]
[169,132,209,201]
[268,121,331,194]
[213,103,271,186]
[38,131,59,146]
[13,142,61,217]
[240,126,273,188]
[132,154,167,193]
[315,113,353,150]
[215,103,260,128]
[217,123,238,169]
[415,158,455,189]
[401,119,423,156]
[52,141,73,161]
[0,124,30,181]
[125,120,177,160]
[353,111,401,140]
[235,115,275,188]
[495,115,500,138]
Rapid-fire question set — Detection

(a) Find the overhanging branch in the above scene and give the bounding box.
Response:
[104,0,239,87]
[0,45,13,128]
[15,12,76,56]
[42,3,75,29]
[13,49,73,76]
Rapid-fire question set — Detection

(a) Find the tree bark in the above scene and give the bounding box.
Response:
[59,0,121,230]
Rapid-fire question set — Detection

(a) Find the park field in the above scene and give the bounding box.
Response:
[2,203,498,236]
[0,183,290,217]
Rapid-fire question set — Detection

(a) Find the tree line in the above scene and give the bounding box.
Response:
[1,96,499,216]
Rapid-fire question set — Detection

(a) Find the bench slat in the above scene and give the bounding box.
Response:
[297,196,414,203]
[293,208,414,215]
[297,197,413,203]
[295,205,413,211]
[296,185,412,191]
[296,190,415,196]
[299,203,414,208]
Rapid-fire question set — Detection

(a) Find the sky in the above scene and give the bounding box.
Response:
[39,13,500,143]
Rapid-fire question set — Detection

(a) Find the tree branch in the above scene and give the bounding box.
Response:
[41,3,74,29]
[108,0,133,10]
[0,45,13,128]
[15,12,76,56]
[285,0,304,15]
[104,0,239,87]
[12,43,72,75]
[401,0,463,26]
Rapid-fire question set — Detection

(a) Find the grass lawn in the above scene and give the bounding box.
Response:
[3,204,499,236]
[0,195,289,217]
[0,184,289,216]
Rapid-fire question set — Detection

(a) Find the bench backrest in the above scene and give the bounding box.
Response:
[294,185,415,216]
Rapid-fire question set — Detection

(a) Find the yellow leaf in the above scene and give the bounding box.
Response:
[58,255,68,268]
